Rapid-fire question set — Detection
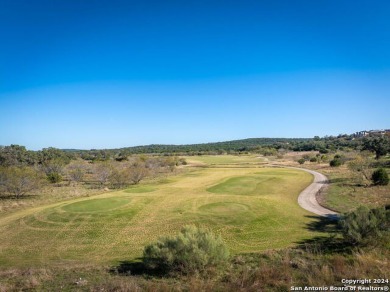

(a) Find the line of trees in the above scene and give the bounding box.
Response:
[70,134,390,158]
[1,134,389,167]
[0,152,186,199]
[1,134,389,199]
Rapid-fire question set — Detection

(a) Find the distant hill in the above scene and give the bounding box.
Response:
[64,137,312,156]
[120,137,311,153]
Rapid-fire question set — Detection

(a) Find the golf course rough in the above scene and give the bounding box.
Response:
[0,167,317,266]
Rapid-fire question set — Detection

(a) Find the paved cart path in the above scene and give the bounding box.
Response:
[278,166,338,218]
[295,167,338,218]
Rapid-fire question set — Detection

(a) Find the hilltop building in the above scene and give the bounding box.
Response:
[353,129,390,137]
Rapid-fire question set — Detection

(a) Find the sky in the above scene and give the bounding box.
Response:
[0,0,389,150]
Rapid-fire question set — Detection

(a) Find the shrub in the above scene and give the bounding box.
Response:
[67,163,85,183]
[371,168,389,186]
[339,206,389,246]
[309,157,317,163]
[129,164,148,184]
[329,159,342,167]
[46,172,62,183]
[320,155,328,162]
[109,168,130,188]
[143,225,229,274]
[297,158,305,165]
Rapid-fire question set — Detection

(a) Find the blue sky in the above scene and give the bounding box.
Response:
[0,0,389,150]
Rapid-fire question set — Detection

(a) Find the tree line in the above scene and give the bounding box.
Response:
[1,134,389,199]
[1,134,389,167]
[74,134,390,157]
[0,145,186,199]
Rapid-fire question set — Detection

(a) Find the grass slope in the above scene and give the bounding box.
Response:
[0,166,315,267]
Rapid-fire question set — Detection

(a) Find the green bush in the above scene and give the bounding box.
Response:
[143,225,229,274]
[371,168,389,185]
[339,206,389,246]
[329,159,342,167]
[46,172,62,183]
[298,158,305,165]
[309,157,317,163]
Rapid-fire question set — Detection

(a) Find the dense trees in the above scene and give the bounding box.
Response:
[0,132,388,199]
[66,135,386,157]
[71,138,314,157]
[95,160,149,188]
[0,145,73,167]
[0,144,186,197]
[39,147,72,164]
[1,134,388,166]
[0,145,37,166]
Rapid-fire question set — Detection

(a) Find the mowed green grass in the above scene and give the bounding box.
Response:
[186,154,264,166]
[0,167,316,267]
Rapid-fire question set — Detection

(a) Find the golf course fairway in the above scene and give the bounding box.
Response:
[0,167,318,266]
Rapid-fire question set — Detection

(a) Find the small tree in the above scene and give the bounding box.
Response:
[129,163,148,184]
[0,166,41,199]
[94,162,113,187]
[143,225,229,274]
[109,168,131,188]
[297,158,305,165]
[347,156,372,185]
[162,157,177,172]
[41,159,65,184]
[362,136,390,159]
[68,165,85,184]
[371,168,389,186]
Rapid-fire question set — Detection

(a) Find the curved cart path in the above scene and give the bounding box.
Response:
[257,157,339,218]
[285,166,338,219]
